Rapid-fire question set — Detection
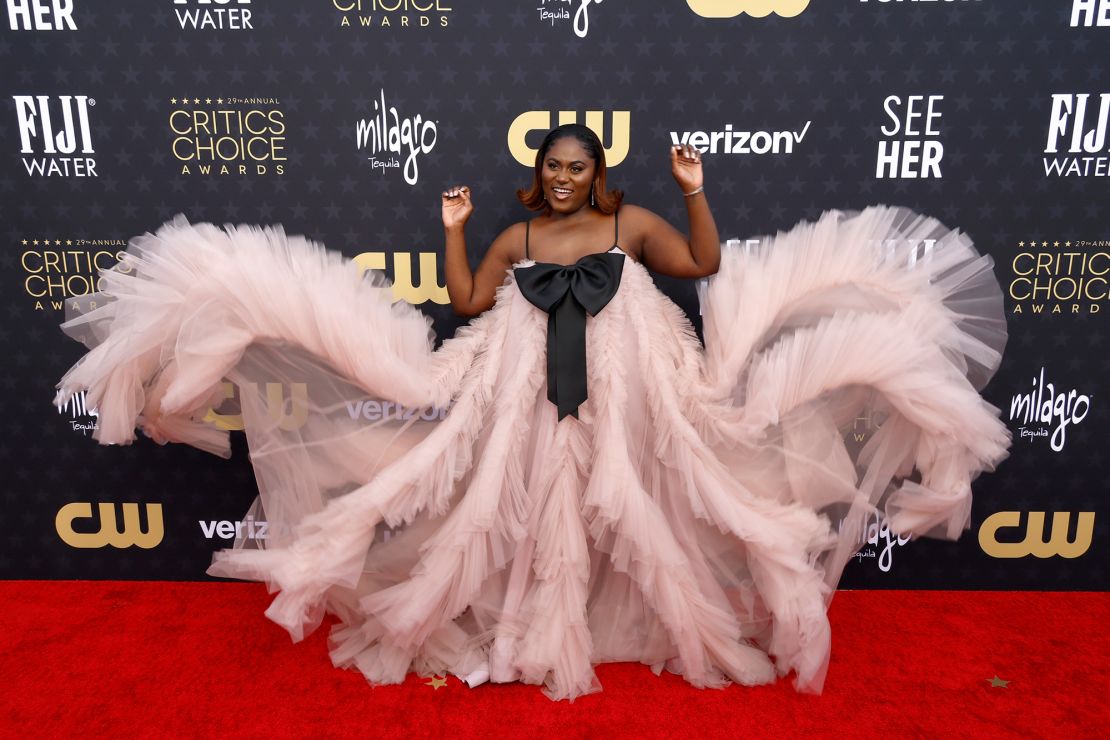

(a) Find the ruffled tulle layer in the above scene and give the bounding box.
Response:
[56,206,1010,700]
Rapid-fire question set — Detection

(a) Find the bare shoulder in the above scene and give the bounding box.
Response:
[616,204,666,253]
[488,220,529,263]
[617,203,666,231]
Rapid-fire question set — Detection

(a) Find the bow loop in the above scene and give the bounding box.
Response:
[514,252,625,420]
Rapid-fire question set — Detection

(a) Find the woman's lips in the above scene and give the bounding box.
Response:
[551,187,573,200]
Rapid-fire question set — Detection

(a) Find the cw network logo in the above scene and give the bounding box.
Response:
[204,381,309,432]
[353,251,448,304]
[56,502,164,549]
[978,511,1095,559]
[686,0,809,18]
[508,110,629,167]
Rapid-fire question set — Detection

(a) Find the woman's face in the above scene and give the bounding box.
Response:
[540,136,597,214]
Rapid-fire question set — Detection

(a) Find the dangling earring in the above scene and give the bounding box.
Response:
[590,183,595,206]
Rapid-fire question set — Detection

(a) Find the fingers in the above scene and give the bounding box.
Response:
[443,185,471,199]
[671,144,702,164]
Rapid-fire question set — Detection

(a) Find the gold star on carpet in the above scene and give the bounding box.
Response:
[425,675,448,690]
[987,675,1010,688]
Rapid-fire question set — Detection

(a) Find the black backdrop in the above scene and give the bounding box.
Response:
[1,0,1105,589]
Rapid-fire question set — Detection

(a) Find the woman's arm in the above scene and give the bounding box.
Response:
[633,144,720,279]
[442,185,521,317]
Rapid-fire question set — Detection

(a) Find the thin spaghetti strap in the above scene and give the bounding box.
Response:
[613,209,619,247]
[525,220,530,259]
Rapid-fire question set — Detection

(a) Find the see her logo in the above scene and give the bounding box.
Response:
[686,0,809,18]
[683,0,808,17]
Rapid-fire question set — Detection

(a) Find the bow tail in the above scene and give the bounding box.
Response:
[547,296,588,420]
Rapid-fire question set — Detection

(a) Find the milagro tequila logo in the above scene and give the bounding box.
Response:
[1009,367,1092,452]
[355,90,437,185]
[57,389,99,435]
[840,511,911,573]
[536,0,603,38]
[13,94,96,176]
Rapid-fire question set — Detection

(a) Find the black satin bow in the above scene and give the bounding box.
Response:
[514,252,625,420]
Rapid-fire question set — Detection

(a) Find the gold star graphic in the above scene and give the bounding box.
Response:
[987,675,1010,688]
[170,97,177,104]
[425,675,448,690]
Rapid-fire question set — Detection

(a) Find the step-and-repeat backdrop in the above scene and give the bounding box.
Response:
[1,0,1105,589]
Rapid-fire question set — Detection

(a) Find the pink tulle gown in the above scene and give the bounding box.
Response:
[54,205,1011,701]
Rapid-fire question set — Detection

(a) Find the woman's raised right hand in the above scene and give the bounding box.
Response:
[441,185,473,229]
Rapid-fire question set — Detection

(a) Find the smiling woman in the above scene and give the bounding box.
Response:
[56,123,1011,701]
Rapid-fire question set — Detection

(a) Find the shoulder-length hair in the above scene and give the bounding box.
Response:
[516,123,623,215]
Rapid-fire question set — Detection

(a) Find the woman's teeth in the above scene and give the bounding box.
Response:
[552,187,573,199]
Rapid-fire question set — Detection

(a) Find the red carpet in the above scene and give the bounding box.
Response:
[2,582,1106,737]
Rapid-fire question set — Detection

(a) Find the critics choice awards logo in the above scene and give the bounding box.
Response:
[1008,237,1107,315]
[20,236,126,312]
[13,94,97,177]
[331,0,452,28]
[172,0,254,30]
[355,90,437,185]
[169,95,287,176]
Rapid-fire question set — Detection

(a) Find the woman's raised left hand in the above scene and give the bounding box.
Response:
[670,143,703,194]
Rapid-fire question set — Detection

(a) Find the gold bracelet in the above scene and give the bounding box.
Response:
[683,186,704,197]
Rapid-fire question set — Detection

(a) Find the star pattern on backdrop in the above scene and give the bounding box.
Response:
[0,1,1104,586]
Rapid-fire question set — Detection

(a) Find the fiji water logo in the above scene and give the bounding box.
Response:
[13,94,97,177]
[1009,367,1092,452]
[56,389,98,435]
[355,89,437,185]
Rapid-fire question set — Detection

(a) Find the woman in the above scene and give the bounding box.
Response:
[441,124,720,320]
[55,124,1011,701]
